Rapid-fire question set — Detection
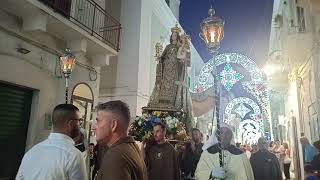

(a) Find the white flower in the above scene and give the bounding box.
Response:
[138,120,143,126]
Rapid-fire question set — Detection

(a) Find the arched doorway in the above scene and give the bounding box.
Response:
[71,83,94,142]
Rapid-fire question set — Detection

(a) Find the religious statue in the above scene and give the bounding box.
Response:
[148,24,191,113]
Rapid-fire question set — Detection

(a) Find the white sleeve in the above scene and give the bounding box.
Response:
[234,154,255,180]
[195,151,213,180]
[67,153,88,180]
[15,166,24,180]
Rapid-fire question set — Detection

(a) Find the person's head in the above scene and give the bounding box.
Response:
[89,143,94,152]
[219,126,233,148]
[251,144,258,152]
[257,137,269,150]
[275,140,281,146]
[73,130,85,144]
[170,32,180,44]
[191,128,202,143]
[246,145,252,151]
[153,123,166,144]
[180,34,189,46]
[282,142,289,149]
[92,100,130,146]
[300,137,310,145]
[240,145,246,152]
[313,140,320,151]
[269,141,274,147]
[52,104,81,139]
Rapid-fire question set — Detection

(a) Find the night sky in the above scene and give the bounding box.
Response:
[180,0,274,123]
[180,0,274,67]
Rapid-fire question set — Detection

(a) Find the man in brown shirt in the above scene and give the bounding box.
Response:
[143,123,180,180]
[92,100,147,180]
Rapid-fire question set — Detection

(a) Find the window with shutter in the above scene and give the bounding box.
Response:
[0,82,33,179]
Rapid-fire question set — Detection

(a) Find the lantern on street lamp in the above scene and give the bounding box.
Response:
[200,6,225,54]
[200,5,225,169]
[60,48,76,104]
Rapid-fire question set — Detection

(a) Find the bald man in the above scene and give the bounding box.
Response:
[195,124,254,180]
[16,104,87,180]
[92,100,147,180]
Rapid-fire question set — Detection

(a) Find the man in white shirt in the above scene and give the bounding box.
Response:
[16,104,88,180]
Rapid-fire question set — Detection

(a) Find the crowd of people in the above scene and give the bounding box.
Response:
[15,100,320,180]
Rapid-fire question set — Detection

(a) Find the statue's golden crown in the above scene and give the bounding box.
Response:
[171,23,181,33]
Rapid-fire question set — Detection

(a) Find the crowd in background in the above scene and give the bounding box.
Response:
[15,101,320,180]
[235,138,320,180]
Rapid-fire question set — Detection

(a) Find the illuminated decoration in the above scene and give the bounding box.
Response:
[189,51,272,140]
[220,63,244,91]
[190,52,272,124]
[224,97,261,124]
[250,113,263,122]
[234,103,251,119]
[242,81,270,121]
[192,53,263,93]
[239,119,261,144]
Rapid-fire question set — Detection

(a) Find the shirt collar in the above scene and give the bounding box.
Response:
[48,133,75,145]
[110,136,135,148]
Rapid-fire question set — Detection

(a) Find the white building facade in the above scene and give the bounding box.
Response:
[0,0,204,178]
[268,0,320,178]
[99,0,203,117]
[0,0,120,178]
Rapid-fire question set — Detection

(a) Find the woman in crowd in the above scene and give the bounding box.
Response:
[282,142,291,180]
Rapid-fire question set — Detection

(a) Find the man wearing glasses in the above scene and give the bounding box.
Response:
[16,104,87,180]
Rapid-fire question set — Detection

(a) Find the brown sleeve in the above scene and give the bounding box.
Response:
[173,149,181,180]
[97,152,131,180]
[181,143,189,161]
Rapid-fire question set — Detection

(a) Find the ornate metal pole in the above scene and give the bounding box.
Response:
[212,56,223,167]
[200,6,225,168]
[65,78,69,104]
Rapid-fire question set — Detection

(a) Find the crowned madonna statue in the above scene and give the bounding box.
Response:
[147,24,192,116]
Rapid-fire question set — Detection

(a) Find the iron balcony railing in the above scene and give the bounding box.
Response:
[39,0,121,51]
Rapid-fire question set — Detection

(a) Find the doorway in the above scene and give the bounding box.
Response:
[71,83,94,143]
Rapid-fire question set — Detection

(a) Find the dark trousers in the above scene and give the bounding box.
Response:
[283,163,291,179]
[92,168,98,180]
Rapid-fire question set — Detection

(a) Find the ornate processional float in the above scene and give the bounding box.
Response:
[129,24,193,143]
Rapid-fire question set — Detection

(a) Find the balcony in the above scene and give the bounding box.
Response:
[0,0,121,62]
[39,0,121,51]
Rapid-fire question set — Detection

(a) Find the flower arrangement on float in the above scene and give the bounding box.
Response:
[129,111,188,142]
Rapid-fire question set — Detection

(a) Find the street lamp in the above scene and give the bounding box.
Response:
[60,48,76,104]
[200,6,224,54]
[200,6,225,168]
